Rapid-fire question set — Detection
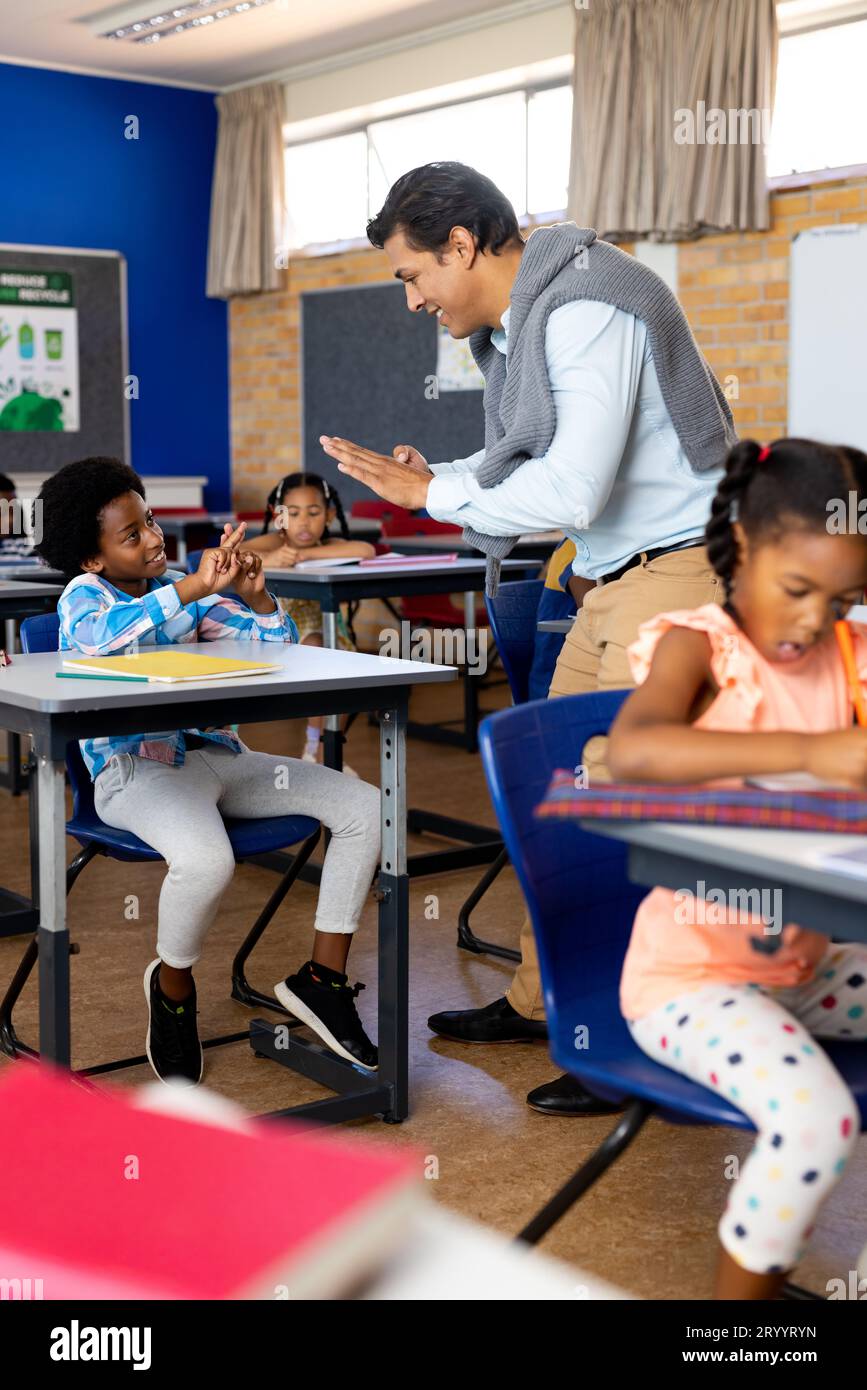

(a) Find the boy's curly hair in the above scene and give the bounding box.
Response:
[34,457,146,577]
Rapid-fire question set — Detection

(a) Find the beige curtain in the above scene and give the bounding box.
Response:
[567,0,778,240]
[206,82,286,298]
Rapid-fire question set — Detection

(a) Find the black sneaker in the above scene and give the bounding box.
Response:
[274,961,378,1071]
[143,959,203,1085]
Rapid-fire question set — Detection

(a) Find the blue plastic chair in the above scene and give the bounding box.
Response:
[455,581,548,962]
[0,614,321,1076]
[485,579,544,707]
[479,691,867,1283]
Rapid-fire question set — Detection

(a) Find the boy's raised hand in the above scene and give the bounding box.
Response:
[192,521,248,594]
[215,520,247,567]
[231,549,266,601]
[195,543,242,594]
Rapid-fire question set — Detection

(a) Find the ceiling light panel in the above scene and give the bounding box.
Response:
[99,0,279,43]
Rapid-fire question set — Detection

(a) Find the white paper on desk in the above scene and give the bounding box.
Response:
[746,773,846,792]
[807,841,867,879]
[291,556,361,570]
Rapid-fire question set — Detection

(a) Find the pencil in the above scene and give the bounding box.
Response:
[834,619,867,727]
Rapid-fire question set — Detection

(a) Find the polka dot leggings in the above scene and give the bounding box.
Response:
[628,945,867,1275]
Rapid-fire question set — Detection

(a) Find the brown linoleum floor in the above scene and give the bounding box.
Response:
[1,678,865,1300]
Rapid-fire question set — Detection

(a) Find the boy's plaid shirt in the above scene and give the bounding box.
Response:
[58,570,298,781]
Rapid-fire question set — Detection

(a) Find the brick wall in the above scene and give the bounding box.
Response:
[229,174,867,510]
[679,175,867,442]
[229,249,394,514]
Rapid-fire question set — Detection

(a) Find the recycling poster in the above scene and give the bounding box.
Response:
[0,268,80,431]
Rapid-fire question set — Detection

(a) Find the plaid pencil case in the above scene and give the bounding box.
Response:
[535,769,867,833]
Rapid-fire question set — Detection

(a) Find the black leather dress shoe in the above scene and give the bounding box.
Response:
[428,996,548,1043]
[526,1073,625,1116]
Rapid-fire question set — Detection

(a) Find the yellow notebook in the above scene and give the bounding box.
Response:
[62,652,282,683]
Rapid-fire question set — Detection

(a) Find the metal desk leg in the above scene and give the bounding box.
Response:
[462,590,479,754]
[36,753,70,1066]
[321,604,343,772]
[377,706,409,1122]
[2,621,25,797]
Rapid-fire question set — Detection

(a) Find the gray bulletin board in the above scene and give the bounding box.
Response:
[0,244,129,472]
[301,281,484,507]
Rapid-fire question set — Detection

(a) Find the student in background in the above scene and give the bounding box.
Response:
[246,472,375,768]
[0,473,33,559]
[608,437,867,1299]
[36,458,381,1084]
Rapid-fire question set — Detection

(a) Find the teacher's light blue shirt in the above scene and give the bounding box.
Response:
[426,301,725,581]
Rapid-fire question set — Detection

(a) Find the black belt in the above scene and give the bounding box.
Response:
[599,540,701,586]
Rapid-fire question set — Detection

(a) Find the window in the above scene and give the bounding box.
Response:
[283,14,867,251]
[284,131,368,249]
[368,92,528,220]
[767,18,867,176]
[527,85,573,215]
[284,81,573,251]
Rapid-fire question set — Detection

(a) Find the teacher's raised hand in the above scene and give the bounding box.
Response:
[319,435,431,510]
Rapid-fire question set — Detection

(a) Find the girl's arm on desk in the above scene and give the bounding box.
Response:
[245,534,375,566]
[607,626,867,788]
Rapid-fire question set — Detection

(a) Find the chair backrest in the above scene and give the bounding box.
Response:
[19,613,95,820]
[350,501,413,523]
[380,516,461,538]
[19,611,60,655]
[478,691,645,1020]
[484,579,543,706]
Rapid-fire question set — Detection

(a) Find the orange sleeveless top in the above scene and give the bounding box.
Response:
[619,605,867,1019]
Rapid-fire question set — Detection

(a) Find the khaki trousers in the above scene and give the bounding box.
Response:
[505,544,726,1021]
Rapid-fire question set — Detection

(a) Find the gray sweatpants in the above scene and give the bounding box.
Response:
[94,744,381,969]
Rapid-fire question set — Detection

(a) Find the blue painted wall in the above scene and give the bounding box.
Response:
[0,62,229,508]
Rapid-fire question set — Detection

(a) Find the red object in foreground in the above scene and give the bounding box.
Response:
[0,1066,419,1299]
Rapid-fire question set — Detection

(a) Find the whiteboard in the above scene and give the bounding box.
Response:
[789,224,867,453]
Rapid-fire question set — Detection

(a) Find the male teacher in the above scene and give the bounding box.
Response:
[322,162,735,1117]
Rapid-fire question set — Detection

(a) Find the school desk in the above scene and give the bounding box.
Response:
[585,820,867,945]
[365,1205,632,1301]
[0,580,62,864]
[263,557,532,879]
[263,555,532,756]
[0,563,66,586]
[0,638,454,1124]
[537,617,576,634]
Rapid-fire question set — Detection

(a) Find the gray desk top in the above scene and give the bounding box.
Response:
[385,531,560,553]
[0,638,455,716]
[587,819,867,907]
[0,565,66,585]
[537,618,575,634]
[0,580,63,600]
[263,557,529,584]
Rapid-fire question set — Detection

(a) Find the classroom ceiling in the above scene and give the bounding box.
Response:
[0,0,524,90]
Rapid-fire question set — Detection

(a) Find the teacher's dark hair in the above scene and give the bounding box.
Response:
[34,456,146,577]
[706,437,867,598]
[367,161,521,258]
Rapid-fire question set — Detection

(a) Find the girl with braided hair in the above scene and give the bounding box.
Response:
[246,472,375,768]
[608,437,867,1299]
